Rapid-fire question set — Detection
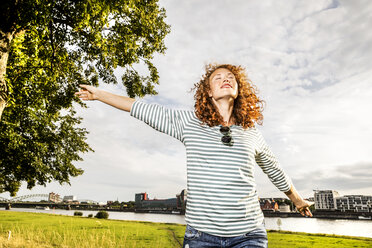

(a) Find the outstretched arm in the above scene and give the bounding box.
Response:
[254,128,314,217]
[75,84,135,112]
[285,185,314,217]
[76,84,188,142]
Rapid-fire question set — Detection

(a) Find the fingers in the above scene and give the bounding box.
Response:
[75,85,94,100]
[75,89,91,100]
[296,200,315,217]
[301,208,312,217]
[298,207,313,217]
[305,208,313,217]
[79,84,90,90]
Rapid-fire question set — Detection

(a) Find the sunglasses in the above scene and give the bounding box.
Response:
[220,126,233,145]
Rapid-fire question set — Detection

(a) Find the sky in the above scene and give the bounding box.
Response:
[1,0,372,203]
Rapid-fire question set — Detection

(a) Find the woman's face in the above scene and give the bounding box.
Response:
[208,68,238,101]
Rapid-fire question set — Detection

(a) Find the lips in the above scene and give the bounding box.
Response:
[221,83,232,88]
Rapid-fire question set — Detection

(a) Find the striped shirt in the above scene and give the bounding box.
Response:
[130,100,292,237]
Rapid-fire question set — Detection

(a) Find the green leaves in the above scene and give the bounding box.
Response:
[122,60,159,98]
[0,0,170,196]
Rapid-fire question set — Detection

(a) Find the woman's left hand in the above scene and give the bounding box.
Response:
[284,185,314,217]
[295,200,314,217]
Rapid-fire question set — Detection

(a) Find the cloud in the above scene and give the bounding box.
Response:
[2,0,372,202]
[254,161,372,199]
[291,161,372,194]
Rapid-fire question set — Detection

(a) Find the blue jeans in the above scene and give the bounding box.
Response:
[182,224,268,248]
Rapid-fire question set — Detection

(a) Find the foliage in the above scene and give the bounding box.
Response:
[95,210,109,219]
[126,201,135,209]
[0,0,170,196]
[73,211,83,216]
[87,214,93,218]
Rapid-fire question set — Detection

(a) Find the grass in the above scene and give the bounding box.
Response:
[0,211,371,247]
[267,230,372,248]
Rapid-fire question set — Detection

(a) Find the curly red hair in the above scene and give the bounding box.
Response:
[190,63,265,129]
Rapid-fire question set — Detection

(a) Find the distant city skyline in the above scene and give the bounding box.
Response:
[2,187,372,204]
[1,0,372,202]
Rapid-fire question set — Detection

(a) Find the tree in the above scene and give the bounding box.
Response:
[95,210,109,219]
[0,0,170,196]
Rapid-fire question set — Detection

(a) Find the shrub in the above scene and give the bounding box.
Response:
[87,214,93,218]
[74,211,83,216]
[95,210,109,219]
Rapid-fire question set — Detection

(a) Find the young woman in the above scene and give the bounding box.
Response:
[76,63,313,248]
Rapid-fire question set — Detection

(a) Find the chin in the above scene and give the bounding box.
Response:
[214,95,237,101]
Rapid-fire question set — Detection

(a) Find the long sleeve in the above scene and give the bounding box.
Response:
[129,100,191,142]
[254,128,292,192]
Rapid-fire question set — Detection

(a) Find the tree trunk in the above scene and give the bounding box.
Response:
[0,30,13,120]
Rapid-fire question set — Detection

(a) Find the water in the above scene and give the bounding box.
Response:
[2,208,371,238]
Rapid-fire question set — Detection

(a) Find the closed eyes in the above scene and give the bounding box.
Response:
[214,76,234,80]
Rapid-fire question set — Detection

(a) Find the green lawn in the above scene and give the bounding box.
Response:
[0,211,371,247]
[267,231,372,248]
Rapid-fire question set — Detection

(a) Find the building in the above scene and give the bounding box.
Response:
[135,192,148,208]
[63,195,77,202]
[314,189,372,213]
[48,192,61,203]
[135,190,186,212]
[141,197,178,210]
[271,197,288,202]
[314,190,340,210]
[259,198,279,211]
[336,195,372,213]
[278,204,291,212]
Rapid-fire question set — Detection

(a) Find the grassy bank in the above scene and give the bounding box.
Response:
[0,211,371,247]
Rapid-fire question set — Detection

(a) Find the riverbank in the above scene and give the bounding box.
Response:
[263,210,372,220]
[3,203,372,221]
[1,211,371,247]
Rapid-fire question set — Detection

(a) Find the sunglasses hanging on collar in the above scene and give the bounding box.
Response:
[220,126,234,146]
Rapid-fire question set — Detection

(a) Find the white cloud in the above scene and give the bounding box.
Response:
[2,0,372,202]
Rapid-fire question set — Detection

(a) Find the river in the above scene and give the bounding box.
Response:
[2,208,371,238]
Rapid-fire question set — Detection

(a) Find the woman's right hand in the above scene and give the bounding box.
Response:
[75,84,100,101]
[75,84,135,112]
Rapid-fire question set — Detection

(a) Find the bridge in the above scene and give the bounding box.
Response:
[0,194,99,204]
[0,194,103,211]
[0,194,49,202]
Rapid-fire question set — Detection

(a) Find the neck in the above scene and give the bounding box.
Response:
[211,98,235,126]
